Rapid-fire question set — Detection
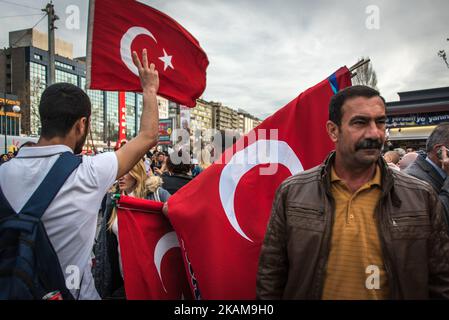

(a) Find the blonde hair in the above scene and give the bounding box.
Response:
[145,170,163,193]
[108,160,148,230]
[200,149,212,170]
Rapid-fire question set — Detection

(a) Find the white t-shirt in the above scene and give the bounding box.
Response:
[0,145,118,300]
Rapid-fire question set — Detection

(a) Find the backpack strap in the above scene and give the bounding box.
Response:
[0,187,17,218]
[19,151,82,218]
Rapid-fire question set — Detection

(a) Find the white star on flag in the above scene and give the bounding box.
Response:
[159,49,174,71]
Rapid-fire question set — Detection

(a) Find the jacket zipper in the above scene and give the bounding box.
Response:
[312,189,335,299]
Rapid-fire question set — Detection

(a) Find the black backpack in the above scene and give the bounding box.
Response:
[0,151,82,300]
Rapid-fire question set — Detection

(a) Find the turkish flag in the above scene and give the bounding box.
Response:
[87,0,209,107]
[167,67,352,299]
[116,196,193,300]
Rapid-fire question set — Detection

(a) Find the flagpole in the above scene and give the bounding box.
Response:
[349,59,371,78]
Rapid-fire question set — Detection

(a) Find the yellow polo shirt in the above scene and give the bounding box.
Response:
[322,165,390,300]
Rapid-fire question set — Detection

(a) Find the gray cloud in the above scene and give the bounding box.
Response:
[1,0,448,119]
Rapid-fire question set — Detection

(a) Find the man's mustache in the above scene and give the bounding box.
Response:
[355,139,383,151]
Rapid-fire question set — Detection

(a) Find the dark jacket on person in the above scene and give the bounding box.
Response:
[403,153,449,225]
[93,193,124,299]
[257,152,449,300]
[161,172,192,195]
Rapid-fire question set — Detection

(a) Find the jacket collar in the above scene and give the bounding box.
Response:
[417,153,446,178]
[320,150,399,206]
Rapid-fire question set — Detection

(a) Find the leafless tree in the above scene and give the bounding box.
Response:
[28,76,45,136]
[438,38,449,69]
[352,57,378,90]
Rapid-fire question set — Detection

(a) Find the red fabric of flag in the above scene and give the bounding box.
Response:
[116,195,192,299]
[167,67,352,299]
[87,0,209,107]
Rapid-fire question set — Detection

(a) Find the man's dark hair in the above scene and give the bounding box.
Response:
[167,148,192,174]
[426,122,449,153]
[39,83,91,138]
[329,85,385,126]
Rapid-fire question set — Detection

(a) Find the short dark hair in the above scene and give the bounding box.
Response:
[426,123,449,153]
[329,85,385,126]
[39,83,91,138]
[167,148,192,174]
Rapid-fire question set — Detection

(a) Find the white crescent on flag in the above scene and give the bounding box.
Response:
[154,231,180,293]
[120,26,157,76]
[218,139,303,242]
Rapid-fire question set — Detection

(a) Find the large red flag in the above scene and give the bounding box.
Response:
[116,196,193,300]
[87,0,209,107]
[167,67,352,299]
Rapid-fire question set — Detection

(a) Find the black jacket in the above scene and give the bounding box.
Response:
[161,173,192,195]
[93,193,124,299]
[404,153,449,225]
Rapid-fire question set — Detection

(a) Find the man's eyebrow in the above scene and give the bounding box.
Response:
[349,115,370,122]
[349,115,387,121]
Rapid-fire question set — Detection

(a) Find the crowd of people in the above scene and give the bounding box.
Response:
[0,141,37,165]
[0,151,16,164]
[1,49,449,300]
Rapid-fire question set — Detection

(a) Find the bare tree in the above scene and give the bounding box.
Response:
[28,76,45,136]
[438,38,449,69]
[352,57,378,90]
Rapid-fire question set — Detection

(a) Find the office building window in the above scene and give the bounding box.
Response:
[125,92,136,140]
[55,61,75,71]
[87,89,104,142]
[105,91,118,143]
[55,69,77,85]
[80,76,86,90]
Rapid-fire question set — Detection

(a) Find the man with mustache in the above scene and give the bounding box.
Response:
[0,49,159,299]
[257,85,449,300]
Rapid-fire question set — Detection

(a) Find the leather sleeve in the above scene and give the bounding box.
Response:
[256,183,288,299]
[428,188,449,299]
[438,178,449,226]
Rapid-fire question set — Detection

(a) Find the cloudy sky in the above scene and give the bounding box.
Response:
[1,0,448,119]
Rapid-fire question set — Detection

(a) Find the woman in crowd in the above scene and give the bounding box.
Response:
[146,168,171,202]
[93,160,148,299]
[192,148,212,177]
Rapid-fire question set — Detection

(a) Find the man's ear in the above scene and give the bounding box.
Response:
[326,120,339,143]
[75,117,88,135]
[432,144,443,156]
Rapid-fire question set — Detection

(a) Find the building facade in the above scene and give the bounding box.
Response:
[238,109,262,134]
[386,86,449,150]
[0,93,21,137]
[213,103,242,131]
[190,98,213,142]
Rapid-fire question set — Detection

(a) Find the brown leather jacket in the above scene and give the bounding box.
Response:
[257,152,449,300]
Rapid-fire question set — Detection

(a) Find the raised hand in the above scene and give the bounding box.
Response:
[132,49,159,95]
